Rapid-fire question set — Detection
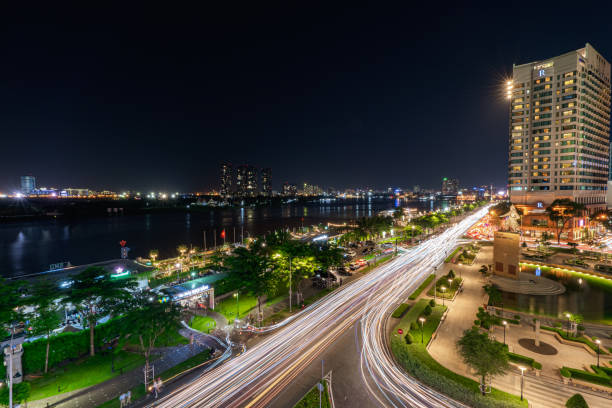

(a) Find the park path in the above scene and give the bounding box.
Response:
[29,329,216,408]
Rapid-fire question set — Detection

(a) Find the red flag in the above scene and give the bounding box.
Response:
[220,229,226,239]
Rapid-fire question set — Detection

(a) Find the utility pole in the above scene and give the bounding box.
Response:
[289,257,292,313]
[9,325,14,408]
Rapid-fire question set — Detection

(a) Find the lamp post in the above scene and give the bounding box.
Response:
[596,339,601,368]
[565,313,571,337]
[441,286,446,306]
[502,320,507,345]
[233,292,239,320]
[419,317,425,344]
[519,366,526,401]
[433,266,437,304]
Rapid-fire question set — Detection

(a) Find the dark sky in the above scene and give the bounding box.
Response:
[2,3,612,193]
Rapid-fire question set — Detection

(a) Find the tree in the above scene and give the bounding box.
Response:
[27,279,63,374]
[457,327,509,395]
[149,249,159,263]
[483,284,502,306]
[0,382,30,406]
[393,207,404,221]
[177,244,188,257]
[225,240,277,319]
[566,393,589,408]
[546,199,585,244]
[125,293,182,374]
[63,267,136,356]
[29,307,61,373]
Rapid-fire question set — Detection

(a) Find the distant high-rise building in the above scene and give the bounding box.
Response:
[301,183,322,196]
[508,43,610,209]
[413,185,421,193]
[441,178,459,195]
[20,175,36,194]
[236,165,258,196]
[282,182,297,196]
[220,163,233,196]
[261,168,272,196]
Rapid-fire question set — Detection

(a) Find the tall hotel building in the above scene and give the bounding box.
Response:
[508,44,610,240]
[508,43,610,210]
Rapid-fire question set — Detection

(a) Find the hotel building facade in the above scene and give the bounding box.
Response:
[508,43,611,240]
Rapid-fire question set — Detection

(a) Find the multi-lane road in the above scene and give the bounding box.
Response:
[151,207,490,407]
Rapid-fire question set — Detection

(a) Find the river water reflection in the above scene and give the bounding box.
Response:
[0,198,451,277]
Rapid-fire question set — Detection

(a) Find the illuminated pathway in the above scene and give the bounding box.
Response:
[151,207,490,408]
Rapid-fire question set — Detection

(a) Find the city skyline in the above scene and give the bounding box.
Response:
[3,4,612,193]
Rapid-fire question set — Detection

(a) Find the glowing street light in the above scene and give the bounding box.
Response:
[565,313,571,337]
[441,286,446,306]
[419,317,426,343]
[596,339,601,367]
[519,366,526,400]
[234,292,239,319]
[502,320,507,345]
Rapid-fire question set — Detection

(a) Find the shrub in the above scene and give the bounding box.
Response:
[533,362,542,370]
[405,333,414,344]
[566,394,589,408]
[563,367,611,386]
[560,367,571,378]
[392,303,410,318]
[429,299,436,307]
[448,270,455,279]
[482,321,491,330]
[513,314,521,320]
[410,321,419,331]
[423,305,432,316]
[474,319,481,326]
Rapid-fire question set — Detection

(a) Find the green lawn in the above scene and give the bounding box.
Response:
[390,299,528,408]
[215,294,258,322]
[29,351,146,401]
[190,315,217,333]
[293,380,331,408]
[427,277,462,299]
[125,327,188,348]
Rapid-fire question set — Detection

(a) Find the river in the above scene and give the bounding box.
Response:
[0,198,452,277]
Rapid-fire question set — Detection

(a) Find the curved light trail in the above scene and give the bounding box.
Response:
[150,206,490,408]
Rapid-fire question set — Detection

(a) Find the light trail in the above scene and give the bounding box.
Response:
[150,206,490,408]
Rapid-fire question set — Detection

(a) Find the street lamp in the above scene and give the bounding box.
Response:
[233,292,239,319]
[175,262,181,282]
[419,317,425,344]
[596,339,601,368]
[519,366,526,401]
[565,313,571,337]
[441,286,446,306]
[502,321,507,345]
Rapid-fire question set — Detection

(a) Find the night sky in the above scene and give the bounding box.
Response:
[2,3,612,193]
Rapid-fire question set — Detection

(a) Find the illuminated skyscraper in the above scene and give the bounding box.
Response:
[508,43,610,209]
[220,163,233,196]
[20,175,36,195]
[261,168,272,196]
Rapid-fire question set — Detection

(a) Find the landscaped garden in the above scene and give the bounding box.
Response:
[390,299,528,408]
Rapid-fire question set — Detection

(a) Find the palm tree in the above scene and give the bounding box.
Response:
[176,245,188,258]
[149,249,159,263]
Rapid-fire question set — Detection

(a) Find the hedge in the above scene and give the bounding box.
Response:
[408,274,435,300]
[507,352,540,370]
[541,326,605,354]
[392,303,410,318]
[565,393,589,408]
[23,316,130,375]
[563,367,612,387]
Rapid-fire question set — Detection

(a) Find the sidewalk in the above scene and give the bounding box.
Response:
[427,245,612,408]
[29,329,214,408]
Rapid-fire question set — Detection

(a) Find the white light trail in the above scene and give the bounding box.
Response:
[151,206,490,408]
